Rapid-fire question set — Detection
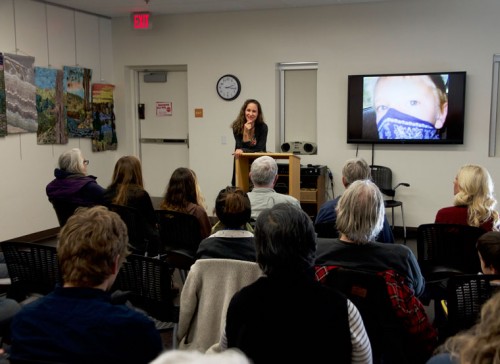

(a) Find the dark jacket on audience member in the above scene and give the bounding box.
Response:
[315,238,425,296]
[46,168,105,206]
[225,271,352,364]
[196,230,256,261]
[10,286,163,364]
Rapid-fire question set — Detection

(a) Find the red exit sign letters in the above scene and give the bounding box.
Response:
[132,12,152,30]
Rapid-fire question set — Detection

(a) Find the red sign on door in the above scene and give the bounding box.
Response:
[156,102,172,116]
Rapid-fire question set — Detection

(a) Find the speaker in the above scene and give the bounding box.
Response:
[280,141,317,155]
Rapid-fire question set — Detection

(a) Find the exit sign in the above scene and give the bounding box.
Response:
[131,12,152,30]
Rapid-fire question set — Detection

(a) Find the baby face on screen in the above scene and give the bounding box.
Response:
[373,75,448,140]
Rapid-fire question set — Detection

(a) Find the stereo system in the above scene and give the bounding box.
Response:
[277,163,326,177]
[280,141,317,155]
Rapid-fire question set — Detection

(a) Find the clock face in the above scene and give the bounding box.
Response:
[216,74,241,101]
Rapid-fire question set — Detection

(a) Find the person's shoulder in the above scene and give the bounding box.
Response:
[371,241,416,257]
[436,205,456,213]
[318,198,338,210]
[277,192,300,203]
[105,302,159,328]
[435,205,466,221]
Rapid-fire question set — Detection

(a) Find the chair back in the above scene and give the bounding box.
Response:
[314,222,339,238]
[49,200,83,226]
[321,267,414,364]
[370,165,394,197]
[112,253,179,324]
[155,209,203,257]
[416,223,485,282]
[2,241,61,302]
[177,258,263,352]
[164,250,196,284]
[108,204,158,255]
[444,274,500,337]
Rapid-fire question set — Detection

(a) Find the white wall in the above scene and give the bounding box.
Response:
[0,0,116,240]
[1,0,500,240]
[111,0,500,230]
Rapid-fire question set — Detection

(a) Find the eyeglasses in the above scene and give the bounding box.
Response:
[83,160,90,166]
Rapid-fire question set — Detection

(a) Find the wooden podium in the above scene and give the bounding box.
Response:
[235,152,301,200]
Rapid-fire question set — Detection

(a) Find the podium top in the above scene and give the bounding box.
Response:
[240,152,300,160]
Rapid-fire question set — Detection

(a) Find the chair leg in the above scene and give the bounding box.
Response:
[172,323,178,349]
[391,207,395,230]
[400,203,406,245]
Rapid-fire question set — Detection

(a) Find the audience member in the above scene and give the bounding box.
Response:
[373,74,448,140]
[315,180,437,361]
[476,231,500,277]
[159,167,212,240]
[315,157,394,243]
[247,156,301,220]
[196,187,256,262]
[9,206,163,364]
[46,147,105,207]
[426,290,500,364]
[435,164,500,231]
[315,179,424,295]
[230,99,268,186]
[103,155,160,255]
[151,348,250,364]
[221,203,372,364]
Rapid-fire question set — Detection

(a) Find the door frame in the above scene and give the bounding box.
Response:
[126,65,188,159]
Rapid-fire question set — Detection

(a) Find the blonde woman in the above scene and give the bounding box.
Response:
[436,164,500,231]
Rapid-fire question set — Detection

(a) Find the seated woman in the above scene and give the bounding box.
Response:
[46,148,105,225]
[196,187,255,262]
[435,164,500,231]
[104,155,160,256]
[159,167,212,240]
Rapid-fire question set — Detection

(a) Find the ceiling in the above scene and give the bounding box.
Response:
[38,0,396,18]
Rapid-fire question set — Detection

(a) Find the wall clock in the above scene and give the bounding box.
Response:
[216,74,241,101]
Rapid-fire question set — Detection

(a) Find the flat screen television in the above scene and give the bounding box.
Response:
[347,71,466,144]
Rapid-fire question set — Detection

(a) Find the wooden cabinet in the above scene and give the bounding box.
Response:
[299,166,326,220]
[276,165,327,220]
[235,153,301,199]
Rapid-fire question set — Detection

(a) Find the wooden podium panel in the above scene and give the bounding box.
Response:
[235,153,301,200]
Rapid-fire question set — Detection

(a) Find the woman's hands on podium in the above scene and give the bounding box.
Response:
[233,148,244,159]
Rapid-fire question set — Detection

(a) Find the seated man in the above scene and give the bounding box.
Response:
[315,157,394,243]
[247,156,301,220]
[315,179,423,295]
[9,206,163,364]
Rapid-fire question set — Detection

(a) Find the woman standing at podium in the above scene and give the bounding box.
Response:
[230,99,268,186]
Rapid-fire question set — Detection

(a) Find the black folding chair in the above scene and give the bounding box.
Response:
[441,274,500,339]
[2,241,61,303]
[111,253,180,347]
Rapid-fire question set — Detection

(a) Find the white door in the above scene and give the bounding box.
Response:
[138,69,189,199]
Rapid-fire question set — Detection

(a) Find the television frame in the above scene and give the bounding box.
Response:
[346,71,467,145]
